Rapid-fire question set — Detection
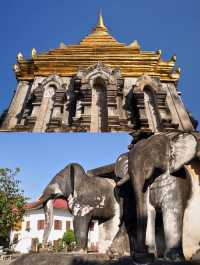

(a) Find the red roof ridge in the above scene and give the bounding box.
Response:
[26,198,68,210]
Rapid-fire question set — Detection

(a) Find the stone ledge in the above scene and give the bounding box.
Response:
[10,253,200,265]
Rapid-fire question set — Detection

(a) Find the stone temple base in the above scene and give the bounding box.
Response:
[10,253,200,265]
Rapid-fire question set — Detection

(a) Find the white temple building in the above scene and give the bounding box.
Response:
[10,199,98,253]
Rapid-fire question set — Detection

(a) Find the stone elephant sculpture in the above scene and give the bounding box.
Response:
[128,131,200,263]
[106,152,136,258]
[30,163,120,253]
[145,168,191,260]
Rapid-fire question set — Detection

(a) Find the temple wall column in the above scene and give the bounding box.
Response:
[62,102,69,126]
[51,90,66,121]
[74,100,82,119]
[165,83,194,131]
[2,81,30,130]
[33,87,55,132]
[116,96,124,119]
[90,87,101,132]
[123,78,137,124]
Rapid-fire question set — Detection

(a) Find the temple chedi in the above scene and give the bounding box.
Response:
[0,13,196,132]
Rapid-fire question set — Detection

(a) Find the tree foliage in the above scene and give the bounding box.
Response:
[0,168,27,239]
[62,229,75,246]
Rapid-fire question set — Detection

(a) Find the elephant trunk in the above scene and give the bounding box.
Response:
[25,196,46,210]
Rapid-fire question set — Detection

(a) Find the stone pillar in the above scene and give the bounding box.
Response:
[75,100,82,119]
[1,81,30,130]
[51,89,66,119]
[90,87,101,132]
[62,102,69,126]
[116,96,124,119]
[33,86,55,132]
[144,89,161,132]
[116,78,125,120]
[165,83,194,131]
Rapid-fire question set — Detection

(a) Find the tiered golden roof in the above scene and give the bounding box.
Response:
[14,13,180,82]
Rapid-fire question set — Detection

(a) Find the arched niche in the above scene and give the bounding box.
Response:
[134,75,163,132]
[75,62,123,131]
[134,75,162,93]
[143,85,162,132]
[90,76,108,132]
[41,74,63,89]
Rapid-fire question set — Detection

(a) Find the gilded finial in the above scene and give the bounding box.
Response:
[128,40,140,50]
[176,67,181,74]
[156,49,162,56]
[171,54,176,62]
[96,10,107,30]
[13,64,20,73]
[170,67,181,79]
[17,52,24,61]
[31,48,37,58]
[59,42,66,48]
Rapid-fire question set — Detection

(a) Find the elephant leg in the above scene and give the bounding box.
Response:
[134,191,155,263]
[146,190,156,255]
[73,215,91,250]
[162,207,185,261]
[130,168,155,263]
[43,199,54,246]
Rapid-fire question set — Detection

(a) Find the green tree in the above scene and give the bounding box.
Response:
[0,168,27,240]
[62,229,75,246]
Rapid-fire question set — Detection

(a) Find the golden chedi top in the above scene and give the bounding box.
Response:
[80,12,123,47]
[14,13,180,82]
[96,11,107,29]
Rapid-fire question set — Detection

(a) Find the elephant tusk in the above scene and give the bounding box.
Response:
[116,176,130,186]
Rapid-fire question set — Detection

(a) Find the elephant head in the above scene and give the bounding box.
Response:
[29,163,80,245]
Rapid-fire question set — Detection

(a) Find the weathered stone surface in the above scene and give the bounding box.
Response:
[10,253,200,265]
[0,71,194,133]
[1,81,30,130]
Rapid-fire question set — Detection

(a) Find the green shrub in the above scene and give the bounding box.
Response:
[62,229,75,246]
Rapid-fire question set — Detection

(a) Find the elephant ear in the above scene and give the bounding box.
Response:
[115,153,130,186]
[69,164,75,196]
[171,133,197,172]
[115,153,128,178]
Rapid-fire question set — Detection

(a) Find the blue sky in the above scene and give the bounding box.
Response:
[0,133,131,200]
[0,1,200,200]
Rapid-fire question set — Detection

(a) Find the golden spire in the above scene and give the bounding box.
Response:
[31,48,37,59]
[80,10,122,46]
[95,10,107,30]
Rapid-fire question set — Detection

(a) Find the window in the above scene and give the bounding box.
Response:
[54,220,62,230]
[37,220,45,230]
[26,221,30,231]
[66,221,71,230]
